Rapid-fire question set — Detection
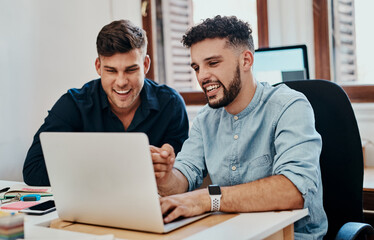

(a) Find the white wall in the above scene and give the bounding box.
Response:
[0,0,141,181]
[353,104,374,167]
[267,0,315,79]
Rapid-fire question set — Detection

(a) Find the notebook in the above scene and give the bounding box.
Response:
[40,132,210,233]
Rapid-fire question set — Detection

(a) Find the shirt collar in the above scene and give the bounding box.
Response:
[139,78,160,111]
[235,80,264,118]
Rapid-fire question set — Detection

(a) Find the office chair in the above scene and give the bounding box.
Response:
[274,80,374,240]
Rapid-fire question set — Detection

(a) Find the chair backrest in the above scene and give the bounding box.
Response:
[276,80,364,239]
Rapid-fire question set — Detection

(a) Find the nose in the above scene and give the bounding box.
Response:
[116,73,129,87]
[197,67,211,84]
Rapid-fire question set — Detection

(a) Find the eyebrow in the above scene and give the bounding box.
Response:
[103,64,139,70]
[191,55,223,67]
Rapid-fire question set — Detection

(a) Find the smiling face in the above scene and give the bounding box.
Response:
[95,49,150,116]
[191,38,244,109]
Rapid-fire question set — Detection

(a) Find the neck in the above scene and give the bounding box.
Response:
[111,98,141,130]
[224,75,256,115]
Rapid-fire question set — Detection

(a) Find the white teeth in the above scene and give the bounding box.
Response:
[206,85,220,92]
[115,89,130,94]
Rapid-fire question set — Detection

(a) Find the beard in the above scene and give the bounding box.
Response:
[206,65,242,109]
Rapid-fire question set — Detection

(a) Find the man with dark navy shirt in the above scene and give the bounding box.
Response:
[23,19,189,186]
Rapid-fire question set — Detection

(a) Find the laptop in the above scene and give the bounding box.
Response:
[40,132,210,233]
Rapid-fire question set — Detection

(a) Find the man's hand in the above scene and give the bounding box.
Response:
[160,189,210,223]
[150,144,175,185]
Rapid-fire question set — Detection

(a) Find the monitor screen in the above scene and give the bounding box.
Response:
[253,45,309,85]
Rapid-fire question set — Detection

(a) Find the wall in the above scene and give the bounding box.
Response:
[353,104,374,167]
[267,0,315,79]
[0,0,141,181]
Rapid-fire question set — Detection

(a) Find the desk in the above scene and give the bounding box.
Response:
[49,209,308,240]
[0,180,308,240]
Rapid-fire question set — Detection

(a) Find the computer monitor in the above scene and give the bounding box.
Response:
[253,44,309,85]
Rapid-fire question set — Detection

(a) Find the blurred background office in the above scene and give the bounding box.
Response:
[1,0,373,181]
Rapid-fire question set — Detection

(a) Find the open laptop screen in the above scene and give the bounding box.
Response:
[253,45,309,85]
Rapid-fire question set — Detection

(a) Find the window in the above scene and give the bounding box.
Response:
[354,1,374,85]
[332,0,374,85]
[154,0,258,92]
[328,0,374,102]
[332,0,357,83]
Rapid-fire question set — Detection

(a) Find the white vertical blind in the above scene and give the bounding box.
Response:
[161,0,196,90]
[332,0,357,82]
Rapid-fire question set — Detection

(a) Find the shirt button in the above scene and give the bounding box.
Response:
[231,166,237,171]
[234,135,239,140]
[234,116,239,120]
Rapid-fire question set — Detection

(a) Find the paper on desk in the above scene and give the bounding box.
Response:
[0,184,52,200]
[1,201,39,210]
[25,224,115,240]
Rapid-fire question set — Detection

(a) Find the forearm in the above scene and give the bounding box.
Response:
[158,168,189,196]
[220,175,304,212]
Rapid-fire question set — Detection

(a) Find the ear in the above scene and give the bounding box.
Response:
[241,50,254,72]
[95,57,102,76]
[143,55,151,74]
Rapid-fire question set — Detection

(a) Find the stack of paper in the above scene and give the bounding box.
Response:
[0,211,24,240]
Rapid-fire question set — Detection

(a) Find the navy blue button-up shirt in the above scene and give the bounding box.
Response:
[23,78,189,186]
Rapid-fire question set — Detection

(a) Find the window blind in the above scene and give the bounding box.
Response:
[332,0,357,82]
[160,0,196,90]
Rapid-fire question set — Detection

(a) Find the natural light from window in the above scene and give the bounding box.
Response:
[355,1,374,84]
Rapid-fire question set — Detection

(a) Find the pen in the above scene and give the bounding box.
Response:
[0,187,10,193]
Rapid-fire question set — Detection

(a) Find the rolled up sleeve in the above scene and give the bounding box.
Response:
[272,95,322,210]
[173,116,207,191]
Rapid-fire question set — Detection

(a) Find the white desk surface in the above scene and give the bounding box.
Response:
[0,180,308,240]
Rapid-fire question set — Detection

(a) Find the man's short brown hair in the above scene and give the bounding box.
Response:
[96,19,147,57]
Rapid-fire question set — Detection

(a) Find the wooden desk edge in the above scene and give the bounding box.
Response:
[50,213,238,240]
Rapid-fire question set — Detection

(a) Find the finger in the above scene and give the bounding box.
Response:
[160,144,174,158]
[169,157,175,166]
[164,206,184,223]
[151,152,170,164]
[152,153,175,166]
[149,145,160,154]
[153,163,170,172]
[160,197,175,214]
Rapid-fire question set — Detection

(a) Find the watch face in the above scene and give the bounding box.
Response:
[208,185,221,195]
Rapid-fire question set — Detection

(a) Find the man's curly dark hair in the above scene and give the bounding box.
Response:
[182,15,254,53]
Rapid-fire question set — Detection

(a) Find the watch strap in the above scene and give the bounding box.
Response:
[210,194,221,211]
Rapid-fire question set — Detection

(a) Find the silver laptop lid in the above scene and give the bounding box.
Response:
[40,132,165,233]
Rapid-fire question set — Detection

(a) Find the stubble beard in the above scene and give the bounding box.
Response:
[207,65,242,109]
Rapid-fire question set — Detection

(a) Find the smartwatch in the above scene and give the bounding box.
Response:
[208,184,222,212]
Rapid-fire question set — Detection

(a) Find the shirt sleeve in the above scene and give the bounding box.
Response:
[272,94,322,210]
[173,114,207,191]
[23,93,82,186]
[159,93,189,154]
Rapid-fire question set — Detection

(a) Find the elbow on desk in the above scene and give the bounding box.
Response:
[22,164,50,187]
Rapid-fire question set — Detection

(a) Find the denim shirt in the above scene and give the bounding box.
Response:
[174,81,328,239]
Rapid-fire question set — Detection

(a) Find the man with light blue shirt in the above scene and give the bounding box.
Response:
[151,16,327,239]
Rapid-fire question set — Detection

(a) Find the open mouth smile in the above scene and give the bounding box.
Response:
[203,82,221,97]
[114,89,131,95]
